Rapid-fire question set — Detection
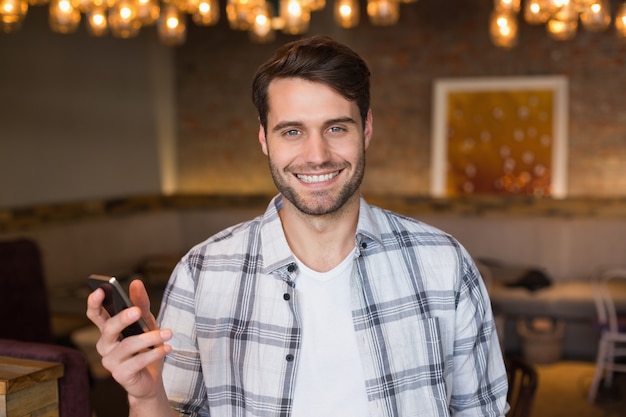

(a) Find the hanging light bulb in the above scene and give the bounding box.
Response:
[108,0,141,38]
[86,5,108,35]
[494,0,521,13]
[580,0,610,32]
[136,0,159,25]
[191,0,219,25]
[615,2,626,38]
[573,0,596,10]
[333,0,358,28]
[523,0,551,24]
[249,2,274,43]
[546,0,567,8]
[302,0,324,11]
[280,0,309,34]
[489,8,518,48]
[0,0,28,33]
[367,0,399,26]
[226,0,259,30]
[546,17,577,39]
[157,3,186,46]
[71,0,106,13]
[49,0,80,33]
[552,0,578,21]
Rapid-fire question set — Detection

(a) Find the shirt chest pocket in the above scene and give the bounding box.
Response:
[388,315,448,378]
[361,316,452,416]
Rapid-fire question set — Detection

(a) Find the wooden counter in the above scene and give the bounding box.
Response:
[0,356,64,417]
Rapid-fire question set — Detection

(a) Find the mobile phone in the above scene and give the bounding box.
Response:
[87,274,151,339]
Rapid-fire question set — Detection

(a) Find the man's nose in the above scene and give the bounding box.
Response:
[303,133,331,163]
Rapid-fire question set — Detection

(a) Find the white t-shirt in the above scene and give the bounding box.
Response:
[290,249,370,417]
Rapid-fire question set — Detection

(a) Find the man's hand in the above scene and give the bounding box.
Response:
[87,279,174,411]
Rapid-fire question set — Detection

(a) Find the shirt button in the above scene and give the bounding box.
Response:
[287,264,295,272]
[361,242,368,249]
[283,293,291,301]
[286,354,294,362]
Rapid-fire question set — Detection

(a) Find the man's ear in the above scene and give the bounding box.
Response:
[258,123,268,156]
[364,109,373,150]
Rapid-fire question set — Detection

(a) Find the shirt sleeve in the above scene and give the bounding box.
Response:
[449,253,509,417]
[158,260,210,417]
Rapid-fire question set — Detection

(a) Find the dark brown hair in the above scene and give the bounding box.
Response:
[251,36,371,132]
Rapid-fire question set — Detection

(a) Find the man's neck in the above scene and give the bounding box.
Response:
[279,195,360,272]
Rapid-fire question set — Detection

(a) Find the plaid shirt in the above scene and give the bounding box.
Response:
[158,195,508,417]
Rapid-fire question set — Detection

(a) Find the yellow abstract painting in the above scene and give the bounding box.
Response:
[431,76,568,198]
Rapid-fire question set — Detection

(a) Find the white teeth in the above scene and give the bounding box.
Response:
[296,172,339,184]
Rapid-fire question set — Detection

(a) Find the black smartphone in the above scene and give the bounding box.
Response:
[87,274,151,339]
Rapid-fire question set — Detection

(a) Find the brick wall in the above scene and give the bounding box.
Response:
[176,0,626,197]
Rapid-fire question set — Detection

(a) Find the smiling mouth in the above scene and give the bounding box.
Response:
[295,171,340,184]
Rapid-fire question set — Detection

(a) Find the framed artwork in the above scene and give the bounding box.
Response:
[430,76,568,198]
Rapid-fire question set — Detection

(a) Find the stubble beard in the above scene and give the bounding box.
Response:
[268,153,366,216]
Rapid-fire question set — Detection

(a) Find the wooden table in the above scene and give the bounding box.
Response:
[0,356,64,417]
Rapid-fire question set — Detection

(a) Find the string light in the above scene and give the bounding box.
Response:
[0,0,416,46]
[490,0,623,48]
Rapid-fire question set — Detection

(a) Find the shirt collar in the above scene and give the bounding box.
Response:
[259,194,385,276]
[259,195,297,279]
[355,195,385,250]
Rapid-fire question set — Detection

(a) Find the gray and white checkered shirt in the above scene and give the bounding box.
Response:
[158,194,508,417]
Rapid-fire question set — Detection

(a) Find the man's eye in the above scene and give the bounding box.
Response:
[284,129,300,137]
[328,126,346,133]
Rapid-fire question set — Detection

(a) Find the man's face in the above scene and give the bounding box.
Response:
[258,77,373,216]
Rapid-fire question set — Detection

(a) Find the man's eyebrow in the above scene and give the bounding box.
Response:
[272,121,303,133]
[326,117,358,125]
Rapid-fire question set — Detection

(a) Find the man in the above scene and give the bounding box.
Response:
[87,35,508,417]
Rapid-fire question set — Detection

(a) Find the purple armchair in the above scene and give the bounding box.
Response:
[0,238,92,415]
[0,238,53,343]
